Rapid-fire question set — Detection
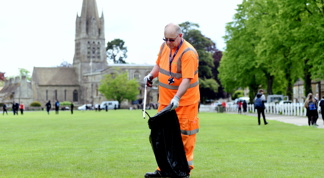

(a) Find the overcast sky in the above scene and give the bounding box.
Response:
[0,0,242,77]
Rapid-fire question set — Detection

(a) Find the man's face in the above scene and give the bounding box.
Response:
[164,32,182,50]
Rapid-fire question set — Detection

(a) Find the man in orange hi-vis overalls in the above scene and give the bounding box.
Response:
[144,23,200,178]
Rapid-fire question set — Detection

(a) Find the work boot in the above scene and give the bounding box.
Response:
[144,170,190,178]
[144,170,168,178]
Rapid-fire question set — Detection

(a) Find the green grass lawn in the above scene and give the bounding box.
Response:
[0,110,323,177]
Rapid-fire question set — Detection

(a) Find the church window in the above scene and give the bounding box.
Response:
[46,90,48,100]
[64,90,67,101]
[73,90,78,102]
[54,90,57,100]
[134,71,140,80]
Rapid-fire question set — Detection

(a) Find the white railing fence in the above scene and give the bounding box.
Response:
[200,103,308,117]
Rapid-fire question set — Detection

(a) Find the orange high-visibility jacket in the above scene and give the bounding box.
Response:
[156,40,200,106]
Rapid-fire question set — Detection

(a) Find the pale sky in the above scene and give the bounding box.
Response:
[0,0,242,77]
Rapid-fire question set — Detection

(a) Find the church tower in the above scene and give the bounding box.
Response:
[73,0,107,82]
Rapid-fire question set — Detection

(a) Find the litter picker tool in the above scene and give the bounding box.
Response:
[143,84,147,119]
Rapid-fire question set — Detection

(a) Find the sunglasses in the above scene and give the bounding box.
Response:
[163,35,179,42]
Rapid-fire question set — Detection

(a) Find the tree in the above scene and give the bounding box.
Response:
[106,39,127,64]
[19,68,31,81]
[98,72,139,106]
[179,21,219,103]
[58,61,72,67]
[219,0,323,101]
[219,2,263,101]
[213,49,228,99]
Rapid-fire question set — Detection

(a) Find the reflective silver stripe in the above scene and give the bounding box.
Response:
[181,128,199,135]
[177,48,198,73]
[160,68,198,79]
[160,68,182,79]
[159,80,199,90]
[188,160,193,166]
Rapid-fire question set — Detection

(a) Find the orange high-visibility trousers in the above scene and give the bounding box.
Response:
[158,103,199,170]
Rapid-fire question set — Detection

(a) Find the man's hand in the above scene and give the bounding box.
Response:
[144,73,153,87]
[170,96,180,110]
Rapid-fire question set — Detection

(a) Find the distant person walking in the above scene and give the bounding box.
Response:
[237,100,242,114]
[3,103,8,115]
[55,100,60,114]
[46,100,51,115]
[304,93,318,126]
[254,89,268,125]
[70,102,74,114]
[319,96,324,124]
[19,103,24,115]
[12,102,19,115]
[242,100,247,113]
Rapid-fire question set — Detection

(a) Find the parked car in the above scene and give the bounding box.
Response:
[278,100,292,105]
[100,101,119,110]
[78,104,93,110]
[61,106,70,110]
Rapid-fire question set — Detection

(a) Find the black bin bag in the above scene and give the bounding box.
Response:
[148,105,190,177]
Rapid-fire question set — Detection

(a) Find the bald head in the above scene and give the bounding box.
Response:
[164,23,183,49]
[164,23,182,35]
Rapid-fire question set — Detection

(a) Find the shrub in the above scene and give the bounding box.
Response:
[30,101,41,107]
[60,101,71,106]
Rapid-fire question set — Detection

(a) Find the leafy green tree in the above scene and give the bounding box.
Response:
[179,21,219,103]
[99,72,139,106]
[219,0,323,100]
[19,68,31,81]
[106,39,127,64]
[276,0,324,95]
[219,3,263,101]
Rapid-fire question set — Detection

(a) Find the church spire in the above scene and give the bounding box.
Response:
[77,0,104,38]
[73,0,107,81]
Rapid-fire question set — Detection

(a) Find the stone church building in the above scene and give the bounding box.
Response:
[0,0,157,108]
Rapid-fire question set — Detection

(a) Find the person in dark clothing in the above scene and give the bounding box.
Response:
[3,103,8,115]
[105,103,108,112]
[313,94,319,125]
[15,103,19,115]
[12,102,19,115]
[242,100,247,113]
[55,100,60,114]
[304,93,318,126]
[319,96,324,124]
[70,102,74,114]
[46,100,51,115]
[254,89,268,125]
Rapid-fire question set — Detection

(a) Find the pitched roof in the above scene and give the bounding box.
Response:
[33,67,79,86]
